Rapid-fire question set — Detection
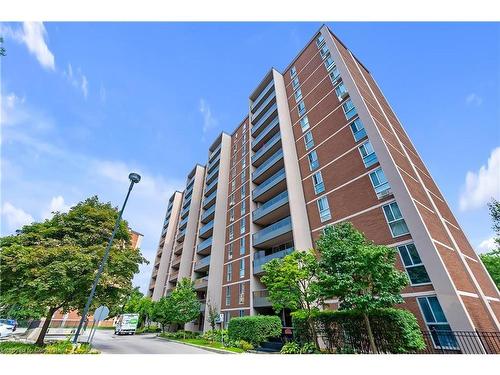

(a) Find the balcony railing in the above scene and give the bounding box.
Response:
[201,204,216,223]
[252,168,286,201]
[193,276,209,290]
[203,190,217,208]
[204,178,218,196]
[253,290,271,307]
[251,132,281,166]
[251,90,276,122]
[169,270,179,281]
[251,80,275,113]
[251,116,280,151]
[197,237,213,254]
[251,103,278,137]
[178,215,188,229]
[199,220,214,238]
[176,228,186,242]
[253,216,292,247]
[194,255,211,271]
[205,165,219,185]
[207,153,220,174]
[253,247,294,275]
[209,143,222,163]
[180,205,190,219]
[252,191,289,223]
[252,149,283,182]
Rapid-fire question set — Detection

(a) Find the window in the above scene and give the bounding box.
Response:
[241,170,246,183]
[240,200,246,215]
[240,237,246,255]
[227,243,233,260]
[308,150,319,171]
[225,286,231,306]
[319,44,329,59]
[239,259,245,278]
[229,224,234,240]
[240,219,246,234]
[243,123,247,133]
[317,196,331,222]
[232,167,236,179]
[299,115,310,132]
[398,243,431,285]
[316,34,325,48]
[290,66,297,78]
[223,311,230,328]
[350,118,367,142]
[382,202,410,237]
[369,168,391,198]
[238,283,244,304]
[292,76,300,90]
[229,193,235,206]
[227,263,232,282]
[417,296,457,349]
[304,130,314,150]
[242,142,247,155]
[324,53,334,70]
[359,141,378,168]
[329,65,340,83]
[335,82,348,100]
[294,88,303,103]
[241,184,246,199]
[312,171,325,194]
[242,157,247,169]
[297,100,306,116]
[243,133,247,143]
[231,179,235,192]
[239,310,245,317]
[342,99,357,120]
[229,208,235,222]
[233,144,237,154]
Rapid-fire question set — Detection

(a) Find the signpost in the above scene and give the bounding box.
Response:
[87,305,109,344]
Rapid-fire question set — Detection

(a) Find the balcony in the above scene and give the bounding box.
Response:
[251,116,280,151]
[185,185,193,200]
[253,290,272,308]
[199,220,214,239]
[174,243,183,255]
[252,191,289,225]
[209,143,222,163]
[169,270,179,283]
[207,153,220,174]
[201,205,216,223]
[176,228,186,242]
[180,205,190,219]
[251,132,282,167]
[252,168,287,203]
[252,149,284,184]
[199,300,207,312]
[204,178,218,196]
[193,276,209,290]
[253,216,293,249]
[197,236,213,255]
[251,79,275,113]
[178,215,189,230]
[182,197,192,210]
[251,103,278,138]
[253,247,294,275]
[205,166,219,185]
[194,255,211,272]
[171,256,181,269]
[251,90,276,123]
[203,190,217,209]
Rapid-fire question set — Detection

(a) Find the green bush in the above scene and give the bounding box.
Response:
[228,315,282,347]
[202,329,226,342]
[159,330,200,340]
[292,308,425,354]
[234,340,254,351]
[0,342,45,354]
[280,342,301,354]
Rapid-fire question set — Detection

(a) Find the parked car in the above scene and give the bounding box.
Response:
[0,323,14,338]
[0,319,17,332]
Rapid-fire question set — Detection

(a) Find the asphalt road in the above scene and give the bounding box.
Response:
[90,330,212,354]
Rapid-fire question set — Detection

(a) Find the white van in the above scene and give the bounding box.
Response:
[114,314,139,335]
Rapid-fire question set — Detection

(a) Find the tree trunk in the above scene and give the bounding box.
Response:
[363,313,377,353]
[307,314,320,350]
[35,307,56,346]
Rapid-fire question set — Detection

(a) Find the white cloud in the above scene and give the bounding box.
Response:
[1,22,55,70]
[465,93,483,107]
[63,63,89,99]
[459,147,500,211]
[1,202,34,231]
[476,236,497,254]
[42,195,72,220]
[199,98,218,136]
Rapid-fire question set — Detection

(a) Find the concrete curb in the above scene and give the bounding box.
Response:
[156,336,239,354]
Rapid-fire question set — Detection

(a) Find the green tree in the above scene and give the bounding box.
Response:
[0,196,146,345]
[205,299,219,332]
[261,250,323,348]
[316,222,408,353]
[137,297,154,328]
[166,278,200,334]
[151,297,171,332]
[480,199,500,289]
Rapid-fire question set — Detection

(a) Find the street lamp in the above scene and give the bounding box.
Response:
[72,172,141,344]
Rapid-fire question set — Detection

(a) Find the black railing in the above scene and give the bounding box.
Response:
[418,330,500,354]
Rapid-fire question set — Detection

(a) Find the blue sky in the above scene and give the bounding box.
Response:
[1,22,499,293]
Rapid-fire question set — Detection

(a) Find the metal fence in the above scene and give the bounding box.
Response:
[418,330,500,354]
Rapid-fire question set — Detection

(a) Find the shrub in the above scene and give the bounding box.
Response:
[292,308,425,353]
[202,329,226,342]
[0,341,97,354]
[0,342,45,354]
[228,315,282,347]
[235,340,254,351]
[280,342,301,354]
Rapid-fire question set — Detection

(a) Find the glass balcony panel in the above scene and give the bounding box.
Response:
[253,247,294,275]
[251,103,278,137]
[252,191,289,223]
[252,168,286,201]
[252,149,284,182]
[251,80,275,112]
[251,90,276,122]
[252,216,293,248]
[251,132,281,166]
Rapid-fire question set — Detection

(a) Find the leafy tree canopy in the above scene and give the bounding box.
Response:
[166,278,200,327]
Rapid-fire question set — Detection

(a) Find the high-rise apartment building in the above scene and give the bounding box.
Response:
[148,25,500,335]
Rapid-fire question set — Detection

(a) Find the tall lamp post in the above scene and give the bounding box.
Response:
[72,172,141,344]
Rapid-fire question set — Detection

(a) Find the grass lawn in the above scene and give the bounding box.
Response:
[164,337,245,353]
[0,341,99,354]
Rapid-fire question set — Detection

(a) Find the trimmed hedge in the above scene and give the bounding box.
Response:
[227,315,282,347]
[292,308,425,353]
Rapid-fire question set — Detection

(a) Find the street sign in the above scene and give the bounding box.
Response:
[93,305,110,322]
[215,313,224,324]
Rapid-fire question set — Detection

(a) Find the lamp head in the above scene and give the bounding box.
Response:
[129,172,141,184]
